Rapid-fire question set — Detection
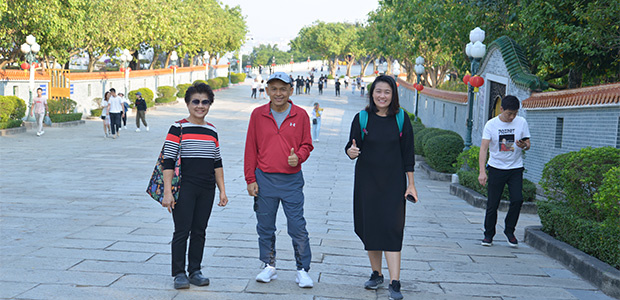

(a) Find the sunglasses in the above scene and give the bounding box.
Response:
[190,99,212,106]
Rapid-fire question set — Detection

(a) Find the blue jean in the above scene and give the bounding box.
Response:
[254,169,311,271]
[312,118,321,140]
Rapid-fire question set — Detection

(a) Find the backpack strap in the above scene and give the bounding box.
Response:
[359,108,404,140]
[396,108,404,137]
[359,110,368,140]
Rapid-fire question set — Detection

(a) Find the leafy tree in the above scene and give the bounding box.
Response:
[291,21,357,77]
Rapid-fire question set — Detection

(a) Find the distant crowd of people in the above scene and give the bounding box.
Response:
[100,88,149,138]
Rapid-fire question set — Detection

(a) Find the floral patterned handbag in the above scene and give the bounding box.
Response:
[146,123,182,203]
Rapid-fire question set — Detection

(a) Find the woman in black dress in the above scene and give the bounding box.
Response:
[345,75,417,300]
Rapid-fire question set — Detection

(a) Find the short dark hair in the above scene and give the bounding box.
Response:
[367,75,400,116]
[110,88,116,93]
[501,95,520,111]
[184,83,214,104]
[36,88,42,92]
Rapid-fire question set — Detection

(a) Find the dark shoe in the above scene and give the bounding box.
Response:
[388,280,403,300]
[505,233,519,248]
[189,271,210,286]
[364,270,384,290]
[174,273,190,289]
[481,237,493,247]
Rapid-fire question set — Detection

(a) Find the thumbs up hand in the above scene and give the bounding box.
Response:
[288,148,299,167]
[347,139,361,159]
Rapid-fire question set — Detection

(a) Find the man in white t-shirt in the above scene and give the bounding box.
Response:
[107,88,125,139]
[478,95,531,248]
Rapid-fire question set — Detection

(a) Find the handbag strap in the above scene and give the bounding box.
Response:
[177,121,183,161]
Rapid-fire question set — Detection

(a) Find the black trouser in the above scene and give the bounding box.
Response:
[318,86,323,95]
[121,111,127,126]
[484,166,524,239]
[251,88,257,98]
[109,112,122,134]
[171,182,216,276]
[335,88,340,96]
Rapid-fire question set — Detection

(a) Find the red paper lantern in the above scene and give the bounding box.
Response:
[120,67,125,72]
[203,63,207,66]
[469,75,484,88]
[414,83,424,91]
[21,62,30,70]
[463,74,471,85]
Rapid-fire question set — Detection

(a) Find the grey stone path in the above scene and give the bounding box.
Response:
[0,78,614,300]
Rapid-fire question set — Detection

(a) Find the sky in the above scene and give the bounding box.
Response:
[219,0,380,53]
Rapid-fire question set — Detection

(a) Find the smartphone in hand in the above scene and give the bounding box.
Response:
[406,194,418,203]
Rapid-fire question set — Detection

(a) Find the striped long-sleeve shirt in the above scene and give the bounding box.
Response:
[163,119,222,186]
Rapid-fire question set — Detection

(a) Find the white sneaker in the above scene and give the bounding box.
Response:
[295,270,313,288]
[40,131,44,135]
[255,265,277,283]
[36,132,41,136]
[146,126,150,132]
[135,128,141,132]
[123,126,127,130]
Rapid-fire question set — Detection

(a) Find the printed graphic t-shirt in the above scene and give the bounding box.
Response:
[482,115,530,170]
[33,97,47,114]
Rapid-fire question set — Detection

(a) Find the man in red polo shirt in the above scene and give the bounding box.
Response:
[244,72,315,288]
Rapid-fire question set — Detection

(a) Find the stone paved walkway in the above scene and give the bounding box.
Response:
[0,77,614,300]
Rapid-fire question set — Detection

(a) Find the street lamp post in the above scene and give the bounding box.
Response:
[290,55,294,72]
[464,27,487,150]
[119,49,131,97]
[414,56,425,119]
[170,51,179,87]
[20,35,40,122]
[307,56,310,70]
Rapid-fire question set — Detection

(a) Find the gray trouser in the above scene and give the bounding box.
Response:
[35,113,44,133]
[255,169,311,271]
[136,110,148,128]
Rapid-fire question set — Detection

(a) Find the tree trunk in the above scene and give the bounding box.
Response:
[131,50,139,70]
[567,69,582,89]
[386,57,393,75]
[345,57,354,76]
[329,58,338,77]
[164,52,171,69]
[87,50,97,72]
[360,57,374,77]
[149,49,159,70]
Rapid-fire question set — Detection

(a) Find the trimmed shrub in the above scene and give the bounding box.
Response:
[128,88,155,108]
[0,95,26,122]
[538,201,620,270]
[425,134,464,173]
[49,113,82,122]
[414,127,436,156]
[207,78,221,90]
[229,73,246,84]
[541,146,620,220]
[0,119,23,129]
[593,166,620,222]
[90,108,103,117]
[48,98,77,114]
[327,74,334,79]
[193,80,208,86]
[176,83,192,98]
[217,76,229,88]
[155,97,176,104]
[157,86,177,98]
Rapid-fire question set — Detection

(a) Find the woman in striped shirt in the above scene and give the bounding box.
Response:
[161,83,228,289]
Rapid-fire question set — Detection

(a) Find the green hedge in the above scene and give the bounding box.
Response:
[207,78,221,90]
[193,79,208,86]
[230,72,246,84]
[48,98,77,114]
[0,119,23,129]
[176,83,192,98]
[49,113,82,123]
[541,146,620,220]
[415,127,461,157]
[217,76,229,88]
[128,88,155,108]
[327,74,334,79]
[90,108,102,117]
[155,97,177,104]
[538,201,620,269]
[0,95,26,122]
[425,134,464,173]
[157,86,177,98]
[456,146,536,202]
